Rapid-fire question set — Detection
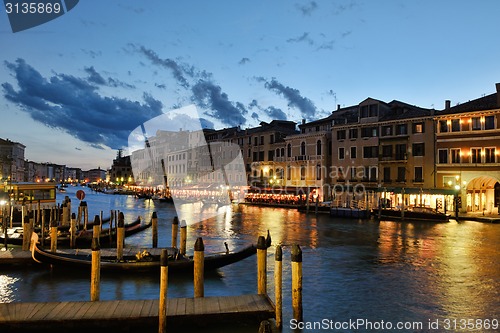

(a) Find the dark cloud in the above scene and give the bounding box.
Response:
[248,99,287,121]
[239,57,250,65]
[258,77,317,120]
[191,80,248,127]
[137,46,191,88]
[296,1,318,16]
[84,66,106,85]
[251,112,260,121]
[264,106,287,120]
[2,58,163,150]
[287,32,314,45]
[155,83,166,90]
[199,118,215,129]
[84,66,135,89]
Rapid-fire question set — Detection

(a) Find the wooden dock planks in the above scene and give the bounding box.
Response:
[0,295,274,331]
[0,249,32,265]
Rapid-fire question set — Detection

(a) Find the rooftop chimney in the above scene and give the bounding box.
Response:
[445,100,451,110]
[337,104,341,111]
[496,83,500,107]
[302,119,306,125]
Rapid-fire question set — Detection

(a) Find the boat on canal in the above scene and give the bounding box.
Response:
[377,206,451,222]
[1,217,151,248]
[30,232,271,273]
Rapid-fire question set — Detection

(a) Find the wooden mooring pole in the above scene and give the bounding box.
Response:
[171,216,179,248]
[50,219,58,253]
[116,212,125,261]
[275,245,283,329]
[92,215,101,240]
[179,219,187,255]
[82,201,88,230]
[90,238,100,301]
[158,249,169,333]
[70,213,77,248]
[291,244,303,322]
[22,215,30,251]
[152,211,158,248]
[193,237,204,298]
[257,236,267,295]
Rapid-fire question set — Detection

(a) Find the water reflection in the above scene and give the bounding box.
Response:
[0,274,19,302]
[1,187,499,333]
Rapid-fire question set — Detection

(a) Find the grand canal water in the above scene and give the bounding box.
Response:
[1,186,499,332]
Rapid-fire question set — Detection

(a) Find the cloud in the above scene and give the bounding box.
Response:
[264,106,287,120]
[251,112,260,121]
[248,99,287,121]
[296,1,318,16]
[84,66,106,85]
[191,80,248,127]
[2,58,163,150]
[258,77,317,120]
[287,32,315,45]
[239,57,250,65]
[84,66,135,89]
[135,45,213,89]
[137,46,192,88]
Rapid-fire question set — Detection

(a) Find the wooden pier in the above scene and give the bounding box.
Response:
[0,295,275,332]
[0,248,32,265]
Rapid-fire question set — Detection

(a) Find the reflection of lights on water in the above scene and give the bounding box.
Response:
[0,275,19,303]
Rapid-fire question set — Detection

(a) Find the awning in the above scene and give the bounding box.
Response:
[377,187,458,195]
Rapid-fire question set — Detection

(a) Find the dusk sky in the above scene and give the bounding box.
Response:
[1,1,499,170]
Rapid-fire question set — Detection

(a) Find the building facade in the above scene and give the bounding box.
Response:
[434,83,500,214]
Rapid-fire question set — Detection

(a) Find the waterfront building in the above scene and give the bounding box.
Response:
[83,167,106,184]
[434,83,500,214]
[108,150,134,185]
[279,108,355,202]
[331,98,443,210]
[0,138,25,183]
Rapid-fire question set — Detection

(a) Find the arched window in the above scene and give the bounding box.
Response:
[316,164,321,180]
[287,144,292,157]
[300,165,306,180]
[316,140,322,155]
[276,148,280,158]
[281,148,285,157]
[269,169,274,178]
[301,142,306,156]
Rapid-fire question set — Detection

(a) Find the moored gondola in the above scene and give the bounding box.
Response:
[1,217,150,248]
[30,232,271,273]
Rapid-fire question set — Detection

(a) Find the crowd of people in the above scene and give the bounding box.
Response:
[244,192,312,206]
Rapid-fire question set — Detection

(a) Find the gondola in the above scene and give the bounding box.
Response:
[31,232,271,274]
[0,217,150,247]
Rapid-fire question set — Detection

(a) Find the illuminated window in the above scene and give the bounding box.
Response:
[471,148,481,163]
[413,122,424,133]
[485,147,496,163]
[450,148,461,163]
[451,119,460,132]
[438,120,448,133]
[472,117,481,130]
